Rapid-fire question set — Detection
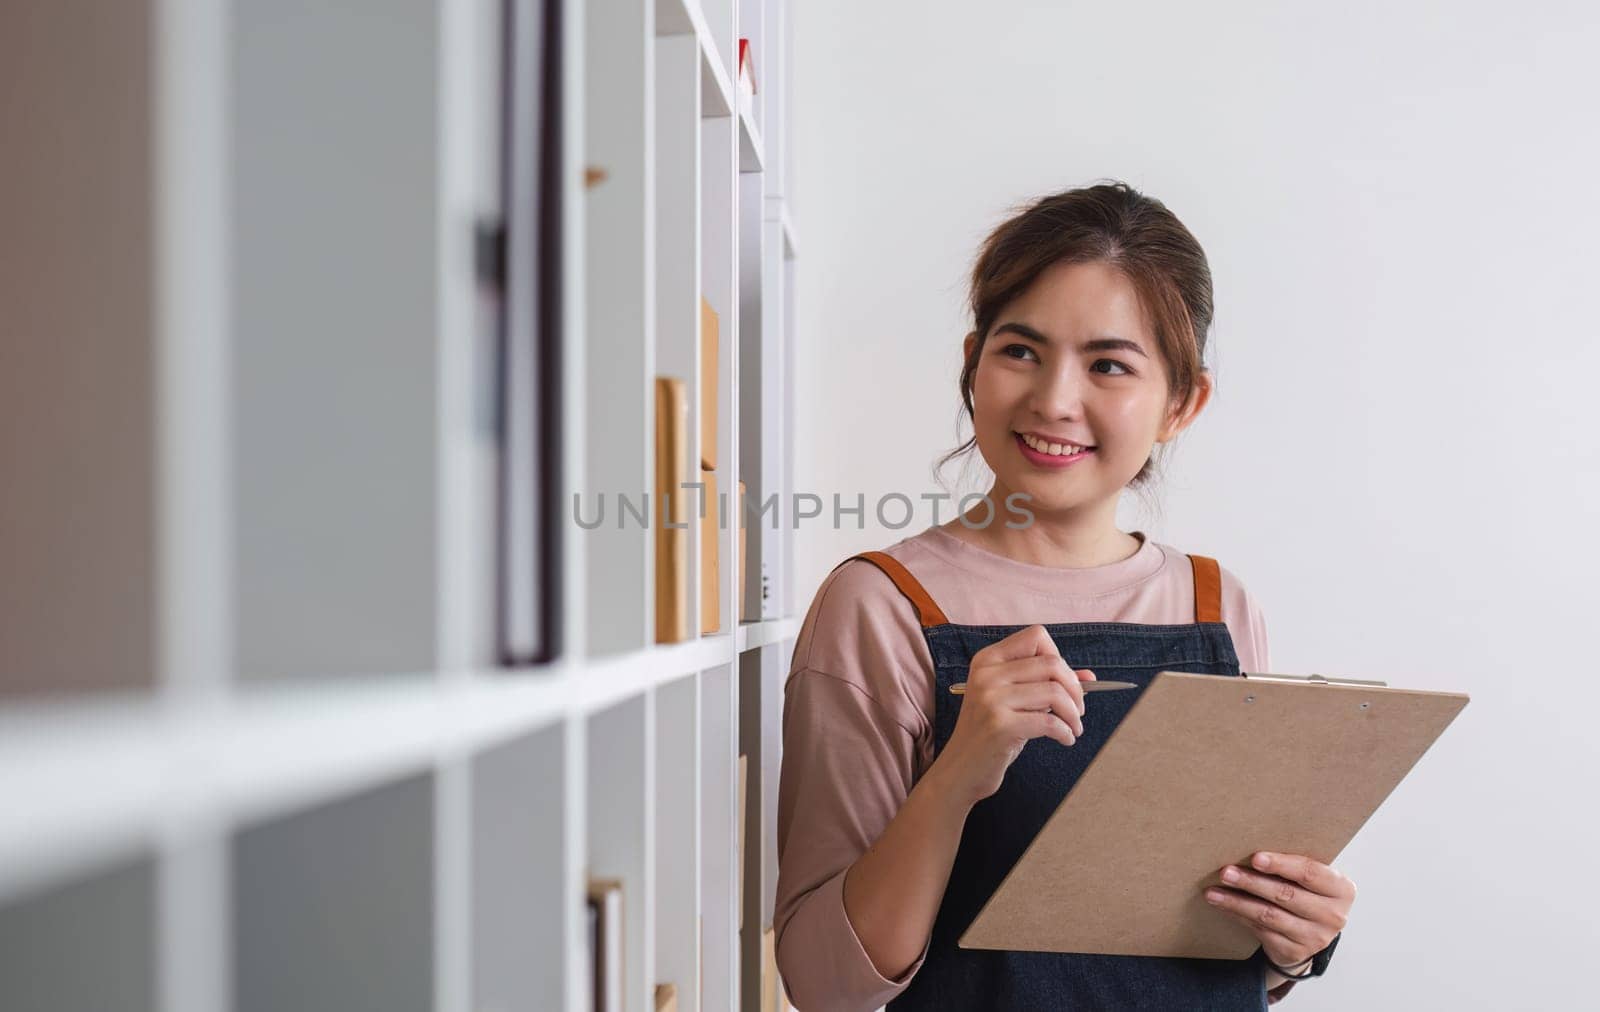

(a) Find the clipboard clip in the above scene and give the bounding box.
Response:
[1240,671,1389,688]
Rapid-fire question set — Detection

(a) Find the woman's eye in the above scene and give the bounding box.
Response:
[996,345,1129,374]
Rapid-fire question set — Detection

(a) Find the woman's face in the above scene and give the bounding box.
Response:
[964,260,1209,520]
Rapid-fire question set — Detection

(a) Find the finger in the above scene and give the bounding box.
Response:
[1253,927,1311,973]
[998,659,1088,714]
[960,659,1042,703]
[1041,663,1088,717]
[966,630,1051,690]
[986,653,1072,687]
[1202,885,1320,949]
[975,624,1062,666]
[1015,710,1078,749]
[1215,865,1333,923]
[1250,852,1353,901]
[1206,906,1309,972]
[1005,681,1084,737]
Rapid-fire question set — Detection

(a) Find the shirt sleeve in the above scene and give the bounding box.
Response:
[1216,561,1272,674]
[773,668,932,1011]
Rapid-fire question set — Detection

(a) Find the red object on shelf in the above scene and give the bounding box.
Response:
[738,37,757,94]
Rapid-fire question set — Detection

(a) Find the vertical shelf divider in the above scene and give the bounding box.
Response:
[703,121,738,646]
[154,0,232,1008]
[699,662,739,1011]
[655,26,703,643]
[588,692,657,1012]
[583,0,657,658]
[655,672,703,1008]
[653,14,704,1009]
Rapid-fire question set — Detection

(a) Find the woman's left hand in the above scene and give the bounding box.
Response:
[1203,851,1355,971]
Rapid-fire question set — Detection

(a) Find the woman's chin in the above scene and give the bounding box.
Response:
[997,481,1073,513]
[999,473,1113,515]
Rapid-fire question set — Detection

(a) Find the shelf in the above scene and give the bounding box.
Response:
[699,17,734,118]
[587,693,654,1012]
[656,0,695,36]
[739,101,766,172]
[0,618,799,903]
[233,773,434,1010]
[780,202,799,258]
[1,0,800,1007]
[0,855,156,1010]
[654,674,701,1005]
[472,726,567,1010]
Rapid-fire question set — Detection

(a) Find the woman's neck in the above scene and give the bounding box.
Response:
[938,489,1140,570]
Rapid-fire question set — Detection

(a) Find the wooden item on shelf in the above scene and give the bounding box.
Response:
[737,753,748,930]
[737,479,748,622]
[700,296,718,470]
[588,878,625,1012]
[699,467,720,634]
[584,165,608,188]
[655,377,690,642]
[654,982,678,1012]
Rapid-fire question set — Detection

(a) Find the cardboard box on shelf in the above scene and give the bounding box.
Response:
[654,982,678,1012]
[654,377,690,642]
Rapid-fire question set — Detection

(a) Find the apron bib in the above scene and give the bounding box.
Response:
[838,546,1268,1011]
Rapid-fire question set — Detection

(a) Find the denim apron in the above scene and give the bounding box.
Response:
[840,542,1268,1011]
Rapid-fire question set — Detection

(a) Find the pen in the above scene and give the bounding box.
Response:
[947,680,1138,695]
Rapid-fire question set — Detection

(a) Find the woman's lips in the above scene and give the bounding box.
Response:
[1014,431,1095,468]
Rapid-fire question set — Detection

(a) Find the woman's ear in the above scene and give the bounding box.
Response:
[1158,369,1214,442]
[963,330,979,360]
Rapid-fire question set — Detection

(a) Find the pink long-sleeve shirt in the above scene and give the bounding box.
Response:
[774,523,1298,1011]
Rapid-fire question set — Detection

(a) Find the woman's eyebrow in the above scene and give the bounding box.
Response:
[992,321,1148,358]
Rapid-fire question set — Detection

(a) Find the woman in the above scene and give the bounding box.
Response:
[773,182,1354,1010]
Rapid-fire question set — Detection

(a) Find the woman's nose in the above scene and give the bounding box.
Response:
[1028,365,1084,418]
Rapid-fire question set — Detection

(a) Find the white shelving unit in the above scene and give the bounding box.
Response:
[0,0,798,1010]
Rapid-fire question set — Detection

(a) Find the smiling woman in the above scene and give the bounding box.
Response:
[941,184,1217,530]
[774,181,1351,1012]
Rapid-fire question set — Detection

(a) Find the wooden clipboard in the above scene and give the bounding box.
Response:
[958,670,1470,959]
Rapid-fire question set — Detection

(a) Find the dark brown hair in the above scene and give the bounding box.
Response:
[936,180,1216,508]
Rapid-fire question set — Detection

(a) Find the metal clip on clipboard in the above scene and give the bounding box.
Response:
[1240,671,1390,687]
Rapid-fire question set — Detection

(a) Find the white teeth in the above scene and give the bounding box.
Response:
[1020,433,1089,456]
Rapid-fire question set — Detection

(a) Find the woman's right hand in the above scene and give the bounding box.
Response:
[928,624,1096,809]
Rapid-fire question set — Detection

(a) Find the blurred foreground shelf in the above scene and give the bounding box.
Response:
[0,0,799,1009]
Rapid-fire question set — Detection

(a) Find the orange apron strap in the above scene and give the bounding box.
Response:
[841,551,950,628]
[1187,554,1224,624]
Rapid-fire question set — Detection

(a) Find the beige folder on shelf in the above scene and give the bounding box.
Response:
[959,670,1470,959]
[654,377,690,643]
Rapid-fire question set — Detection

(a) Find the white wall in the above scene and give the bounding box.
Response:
[791,1,1600,1007]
